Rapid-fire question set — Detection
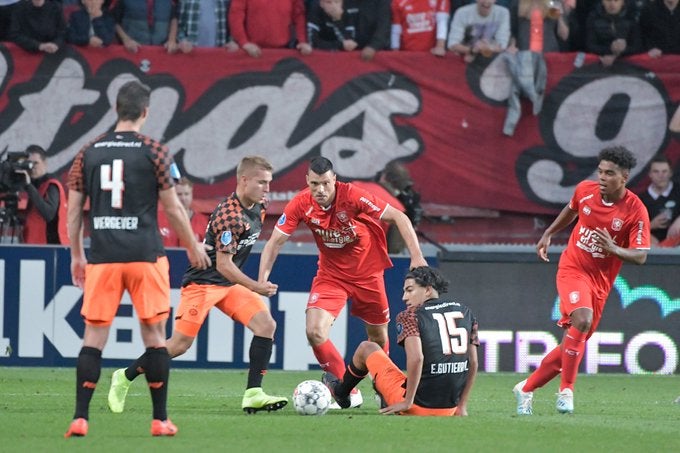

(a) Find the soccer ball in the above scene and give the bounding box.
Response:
[292,379,332,416]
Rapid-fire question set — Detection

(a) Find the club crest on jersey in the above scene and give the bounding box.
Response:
[582,206,591,215]
[277,214,286,226]
[396,322,403,335]
[611,218,623,231]
[569,291,580,304]
[336,211,349,223]
[309,293,319,304]
[220,231,232,245]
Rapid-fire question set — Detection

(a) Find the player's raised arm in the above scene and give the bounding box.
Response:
[258,228,289,282]
[382,205,427,268]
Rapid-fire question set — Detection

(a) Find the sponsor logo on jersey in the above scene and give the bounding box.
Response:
[569,291,580,304]
[277,214,286,226]
[220,231,232,245]
[612,218,623,231]
[359,196,381,212]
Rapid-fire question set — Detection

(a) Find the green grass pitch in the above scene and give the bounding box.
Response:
[0,367,678,452]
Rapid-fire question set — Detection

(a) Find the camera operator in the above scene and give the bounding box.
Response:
[17,145,68,245]
[352,161,423,254]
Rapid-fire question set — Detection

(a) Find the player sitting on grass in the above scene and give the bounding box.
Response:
[324,266,479,416]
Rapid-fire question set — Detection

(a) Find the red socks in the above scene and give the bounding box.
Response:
[312,339,345,378]
[524,345,562,392]
[560,326,588,391]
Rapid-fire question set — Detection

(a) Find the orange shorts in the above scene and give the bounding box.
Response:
[82,257,170,326]
[174,283,266,337]
[307,273,389,325]
[556,271,606,337]
[367,350,456,416]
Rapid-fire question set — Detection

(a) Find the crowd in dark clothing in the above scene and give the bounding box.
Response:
[0,0,676,59]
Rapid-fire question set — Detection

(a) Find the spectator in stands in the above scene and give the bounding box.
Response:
[350,0,391,60]
[585,0,642,66]
[175,0,239,53]
[447,0,511,62]
[66,0,115,47]
[9,0,66,54]
[307,0,357,52]
[112,0,179,53]
[0,0,21,42]
[508,0,570,52]
[637,155,680,246]
[390,0,450,55]
[306,0,391,60]
[229,0,311,58]
[158,177,209,247]
[639,0,680,58]
[17,145,69,245]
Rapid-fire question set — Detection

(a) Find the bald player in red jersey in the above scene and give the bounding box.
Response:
[259,157,427,408]
[514,146,650,416]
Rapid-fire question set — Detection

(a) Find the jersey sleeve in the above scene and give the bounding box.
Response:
[628,197,652,250]
[347,183,390,221]
[145,136,174,191]
[274,195,303,236]
[396,309,420,346]
[211,198,246,255]
[67,148,86,193]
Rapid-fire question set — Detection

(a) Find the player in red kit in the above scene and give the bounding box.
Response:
[514,146,650,415]
[259,157,427,408]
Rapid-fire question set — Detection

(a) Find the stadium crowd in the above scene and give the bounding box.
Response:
[0,0,677,58]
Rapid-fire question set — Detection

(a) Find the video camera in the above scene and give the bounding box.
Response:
[396,185,424,227]
[0,151,33,193]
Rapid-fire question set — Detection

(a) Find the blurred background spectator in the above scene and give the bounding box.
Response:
[447,0,511,63]
[307,0,358,52]
[66,0,115,47]
[585,0,642,65]
[0,0,21,42]
[175,0,239,53]
[390,0,450,56]
[112,0,179,53]
[637,155,680,246]
[639,0,680,58]
[157,177,209,247]
[9,0,66,53]
[229,0,310,57]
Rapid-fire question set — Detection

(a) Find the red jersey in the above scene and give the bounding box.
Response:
[392,0,450,51]
[275,182,392,280]
[559,180,650,295]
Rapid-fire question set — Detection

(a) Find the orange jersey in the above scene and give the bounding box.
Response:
[559,180,650,295]
[275,182,392,280]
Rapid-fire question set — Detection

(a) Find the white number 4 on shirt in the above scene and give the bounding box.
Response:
[101,159,125,208]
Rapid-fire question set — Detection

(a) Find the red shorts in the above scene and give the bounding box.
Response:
[307,272,389,325]
[174,283,266,337]
[367,350,456,416]
[556,271,606,337]
[82,257,170,326]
